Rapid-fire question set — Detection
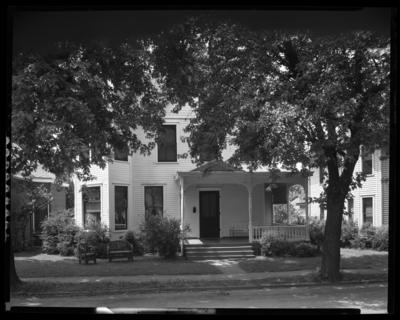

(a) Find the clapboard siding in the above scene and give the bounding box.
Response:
[221,185,250,237]
[308,149,388,227]
[381,151,389,225]
[74,164,109,229]
[110,161,131,182]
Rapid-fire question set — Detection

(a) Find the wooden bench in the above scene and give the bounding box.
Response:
[107,240,133,262]
[230,222,259,237]
[77,243,97,265]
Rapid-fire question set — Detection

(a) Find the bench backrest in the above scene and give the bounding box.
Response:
[107,240,133,252]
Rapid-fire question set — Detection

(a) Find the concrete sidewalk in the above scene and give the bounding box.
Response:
[19,259,388,284]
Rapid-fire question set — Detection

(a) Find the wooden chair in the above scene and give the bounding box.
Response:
[77,243,97,264]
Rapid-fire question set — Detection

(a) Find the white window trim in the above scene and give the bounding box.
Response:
[82,183,103,227]
[142,184,166,218]
[111,183,130,232]
[156,123,179,164]
[197,188,222,239]
[361,147,374,176]
[361,196,374,225]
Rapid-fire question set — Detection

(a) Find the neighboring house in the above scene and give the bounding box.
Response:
[13,164,69,241]
[73,105,314,245]
[307,149,390,227]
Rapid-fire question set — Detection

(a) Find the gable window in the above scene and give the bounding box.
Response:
[362,147,373,175]
[319,166,325,185]
[199,148,218,162]
[144,186,163,218]
[114,144,129,161]
[115,186,128,230]
[348,198,354,221]
[158,125,177,162]
[83,186,101,227]
[362,197,373,224]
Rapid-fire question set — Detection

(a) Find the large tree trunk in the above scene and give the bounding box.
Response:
[321,193,345,282]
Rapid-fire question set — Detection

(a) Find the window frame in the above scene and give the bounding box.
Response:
[347,198,354,221]
[361,147,373,176]
[82,185,102,228]
[114,185,128,231]
[114,144,129,162]
[157,124,178,163]
[143,185,165,218]
[319,166,325,185]
[362,197,374,224]
[319,206,325,220]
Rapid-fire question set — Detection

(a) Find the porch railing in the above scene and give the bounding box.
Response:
[252,225,309,242]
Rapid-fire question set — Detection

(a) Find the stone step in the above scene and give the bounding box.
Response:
[186,250,255,255]
[185,246,253,252]
[187,254,255,260]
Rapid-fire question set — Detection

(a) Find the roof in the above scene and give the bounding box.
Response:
[14,164,69,187]
[190,160,243,172]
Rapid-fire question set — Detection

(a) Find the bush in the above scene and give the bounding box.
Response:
[139,213,190,259]
[123,230,144,256]
[350,223,389,251]
[308,217,325,250]
[340,219,359,248]
[41,209,79,256]
[260,231,294,257]
[371,225,389,251]
[74,219,111,258]
[292,242,321,257]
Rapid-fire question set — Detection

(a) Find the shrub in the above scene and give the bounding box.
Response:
[41,209,79,256]
[74,219,111,258]
[292,242,321,257]
[371,225,389,251]
[260,231,294,257]
[139,213,191,259]
[308,217,325,250]
[340,219,359,248]
[122,230,144,255]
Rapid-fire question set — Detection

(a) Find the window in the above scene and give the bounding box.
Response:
[319,166,325,184]
[114,144,129,161]
[83,186,101,227]
[320,207,325,220]
[362,147,372,175]
[348,198,354,221]
[363,198,373,224]
[158,125,177,162]
[115,186,128,230]
[199,148,217,162]
[144,186,163,217]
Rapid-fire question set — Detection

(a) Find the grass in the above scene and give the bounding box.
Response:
[237,248,388,273]
[11,272,388,296]
[14,247,222,278]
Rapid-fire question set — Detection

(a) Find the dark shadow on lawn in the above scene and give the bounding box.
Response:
[13,246,43,258]
[340,254,388,270]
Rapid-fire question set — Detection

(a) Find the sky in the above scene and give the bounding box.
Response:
[10,6,392,51]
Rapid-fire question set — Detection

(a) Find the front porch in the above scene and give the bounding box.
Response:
[175,161,312,245]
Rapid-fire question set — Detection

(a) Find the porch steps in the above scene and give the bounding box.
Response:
[185,244,256,260]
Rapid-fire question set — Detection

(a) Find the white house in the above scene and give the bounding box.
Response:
[307,149,390,227]
[73,104,313,248]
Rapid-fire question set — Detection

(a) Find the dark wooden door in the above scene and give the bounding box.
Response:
[199,191,220,238]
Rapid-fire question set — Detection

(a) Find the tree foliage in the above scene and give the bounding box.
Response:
[150,17,390,282]
[12,39,168,183]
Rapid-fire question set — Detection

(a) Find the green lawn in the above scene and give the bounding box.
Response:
[14,247,222,278]
[237,248,388,273]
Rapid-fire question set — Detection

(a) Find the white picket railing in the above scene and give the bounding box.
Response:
[252,225,309,242]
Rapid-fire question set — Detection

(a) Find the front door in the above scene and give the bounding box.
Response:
[199,191,220,238]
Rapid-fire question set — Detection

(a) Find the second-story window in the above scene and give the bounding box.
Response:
[158,125,177,162]
[362,147,373,175]
[114,144,129,161]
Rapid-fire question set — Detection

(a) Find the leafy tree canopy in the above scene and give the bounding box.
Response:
[12,39,168,183]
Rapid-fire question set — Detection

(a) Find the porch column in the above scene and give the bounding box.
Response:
[286,184,290,225]
[305,177,309,240]
[179,177,185,254]
[248,188,253,243]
